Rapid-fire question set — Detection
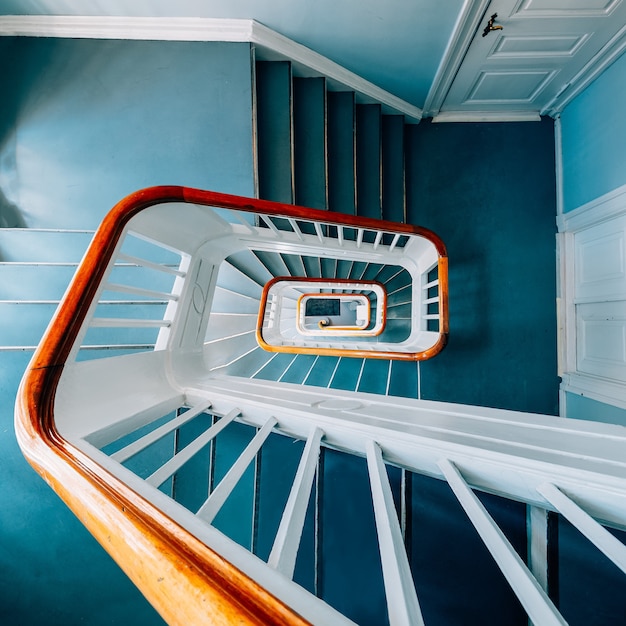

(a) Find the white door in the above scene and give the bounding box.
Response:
[441,0,626,116]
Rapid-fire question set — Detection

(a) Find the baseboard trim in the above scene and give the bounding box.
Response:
[431,111,541,123]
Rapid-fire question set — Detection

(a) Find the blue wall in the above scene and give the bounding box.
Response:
[407,118,559,415]
[560,50,626,425]
[0,37,255,624]
[0,37,255,228]
[560,51,626,213]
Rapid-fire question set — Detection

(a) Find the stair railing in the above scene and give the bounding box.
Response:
[14,186,447,625]
[14,186,626,625]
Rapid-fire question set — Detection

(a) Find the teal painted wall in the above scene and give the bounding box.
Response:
[0,37,255,228]
[560,51,626,213]
[566,392,626,427]
[559,51,626,426]
[0,38,255,624]
[407,118,559,415]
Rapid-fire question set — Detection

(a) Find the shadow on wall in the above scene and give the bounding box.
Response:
[0,188,26,228]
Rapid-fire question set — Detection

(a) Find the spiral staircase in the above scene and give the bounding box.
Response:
[9,55,626,626]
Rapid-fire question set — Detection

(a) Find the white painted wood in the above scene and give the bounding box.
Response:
[574,216,626,302]
[111,400,213,463]
[537,482,626,574]
[367,440,425,626]
[527,505,549,594]
[268,427,323,577]
[440,0,626,117]
[547,23,626,115]
[116,252,186,277]
[423,0,492,116]
[561,371,626,411]
[559,187,626,409]
[146,408,240,488]
[90,317,171,328]
[576,301,626,382]
[432,110,541,122]
[196,417,278,523]
[438,459,566,626]
[104,282,178,301]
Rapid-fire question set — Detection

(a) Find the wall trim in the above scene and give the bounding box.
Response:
[557,182,626,232]
[559,183,626,413]
[422,0,491,118]
[0,15,423,123]
[431,110,541,123]
[562,373,626,411]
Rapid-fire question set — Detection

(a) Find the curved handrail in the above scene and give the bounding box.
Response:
[14,185,448,624]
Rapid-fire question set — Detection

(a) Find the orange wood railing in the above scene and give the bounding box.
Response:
[14,186,448,624]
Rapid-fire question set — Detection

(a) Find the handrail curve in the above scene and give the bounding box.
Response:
[15,186,448,624]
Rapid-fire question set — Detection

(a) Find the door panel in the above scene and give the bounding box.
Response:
[441,0,626,114]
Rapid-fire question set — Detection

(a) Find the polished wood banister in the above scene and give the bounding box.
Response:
[14,185,447,624]
[15,186,321,625]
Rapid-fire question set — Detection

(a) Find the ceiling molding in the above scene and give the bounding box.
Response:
[0,15,256,41]
[0,15,423,123]
[422,0,492,118]
[431,110,541,123]
[543,23,626,116]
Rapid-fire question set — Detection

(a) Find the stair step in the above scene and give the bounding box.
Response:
[217,262,264,300]
[356,104,382,220]
[356,359,391,394]
[0,229,93,262]
[253,352,298,382]
[386,302,412,319]
[226,250,275,287]
[222,345,275,378]
[327,91,356,215]
[329,356,363,391]
[279,253,307,278]
[253,250,291,279]
[302,355,340,388]
[293,77,327,210]
[211,286,260,315]
[301,254,322,279]
[383,268,411,294]
[204,331,259,372]
[279,353,318,384]
[382,115,406,223]
[379,318,411,343]
[359,263,385,281]
[205,313,258,343]
[256,61,294,204]
[387,360,418,398]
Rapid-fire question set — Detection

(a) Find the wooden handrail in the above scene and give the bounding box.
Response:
[14,186,448,624]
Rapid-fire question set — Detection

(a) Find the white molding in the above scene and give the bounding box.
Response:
[554,116,564,217]
[0,15,256,41]
[561,373,626,411]
[422,0,491,118]
[0,15,423,122]
[543,23,626,116]
[431,110,541,123]
[559,184,626,414]
[557,182,626,232]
